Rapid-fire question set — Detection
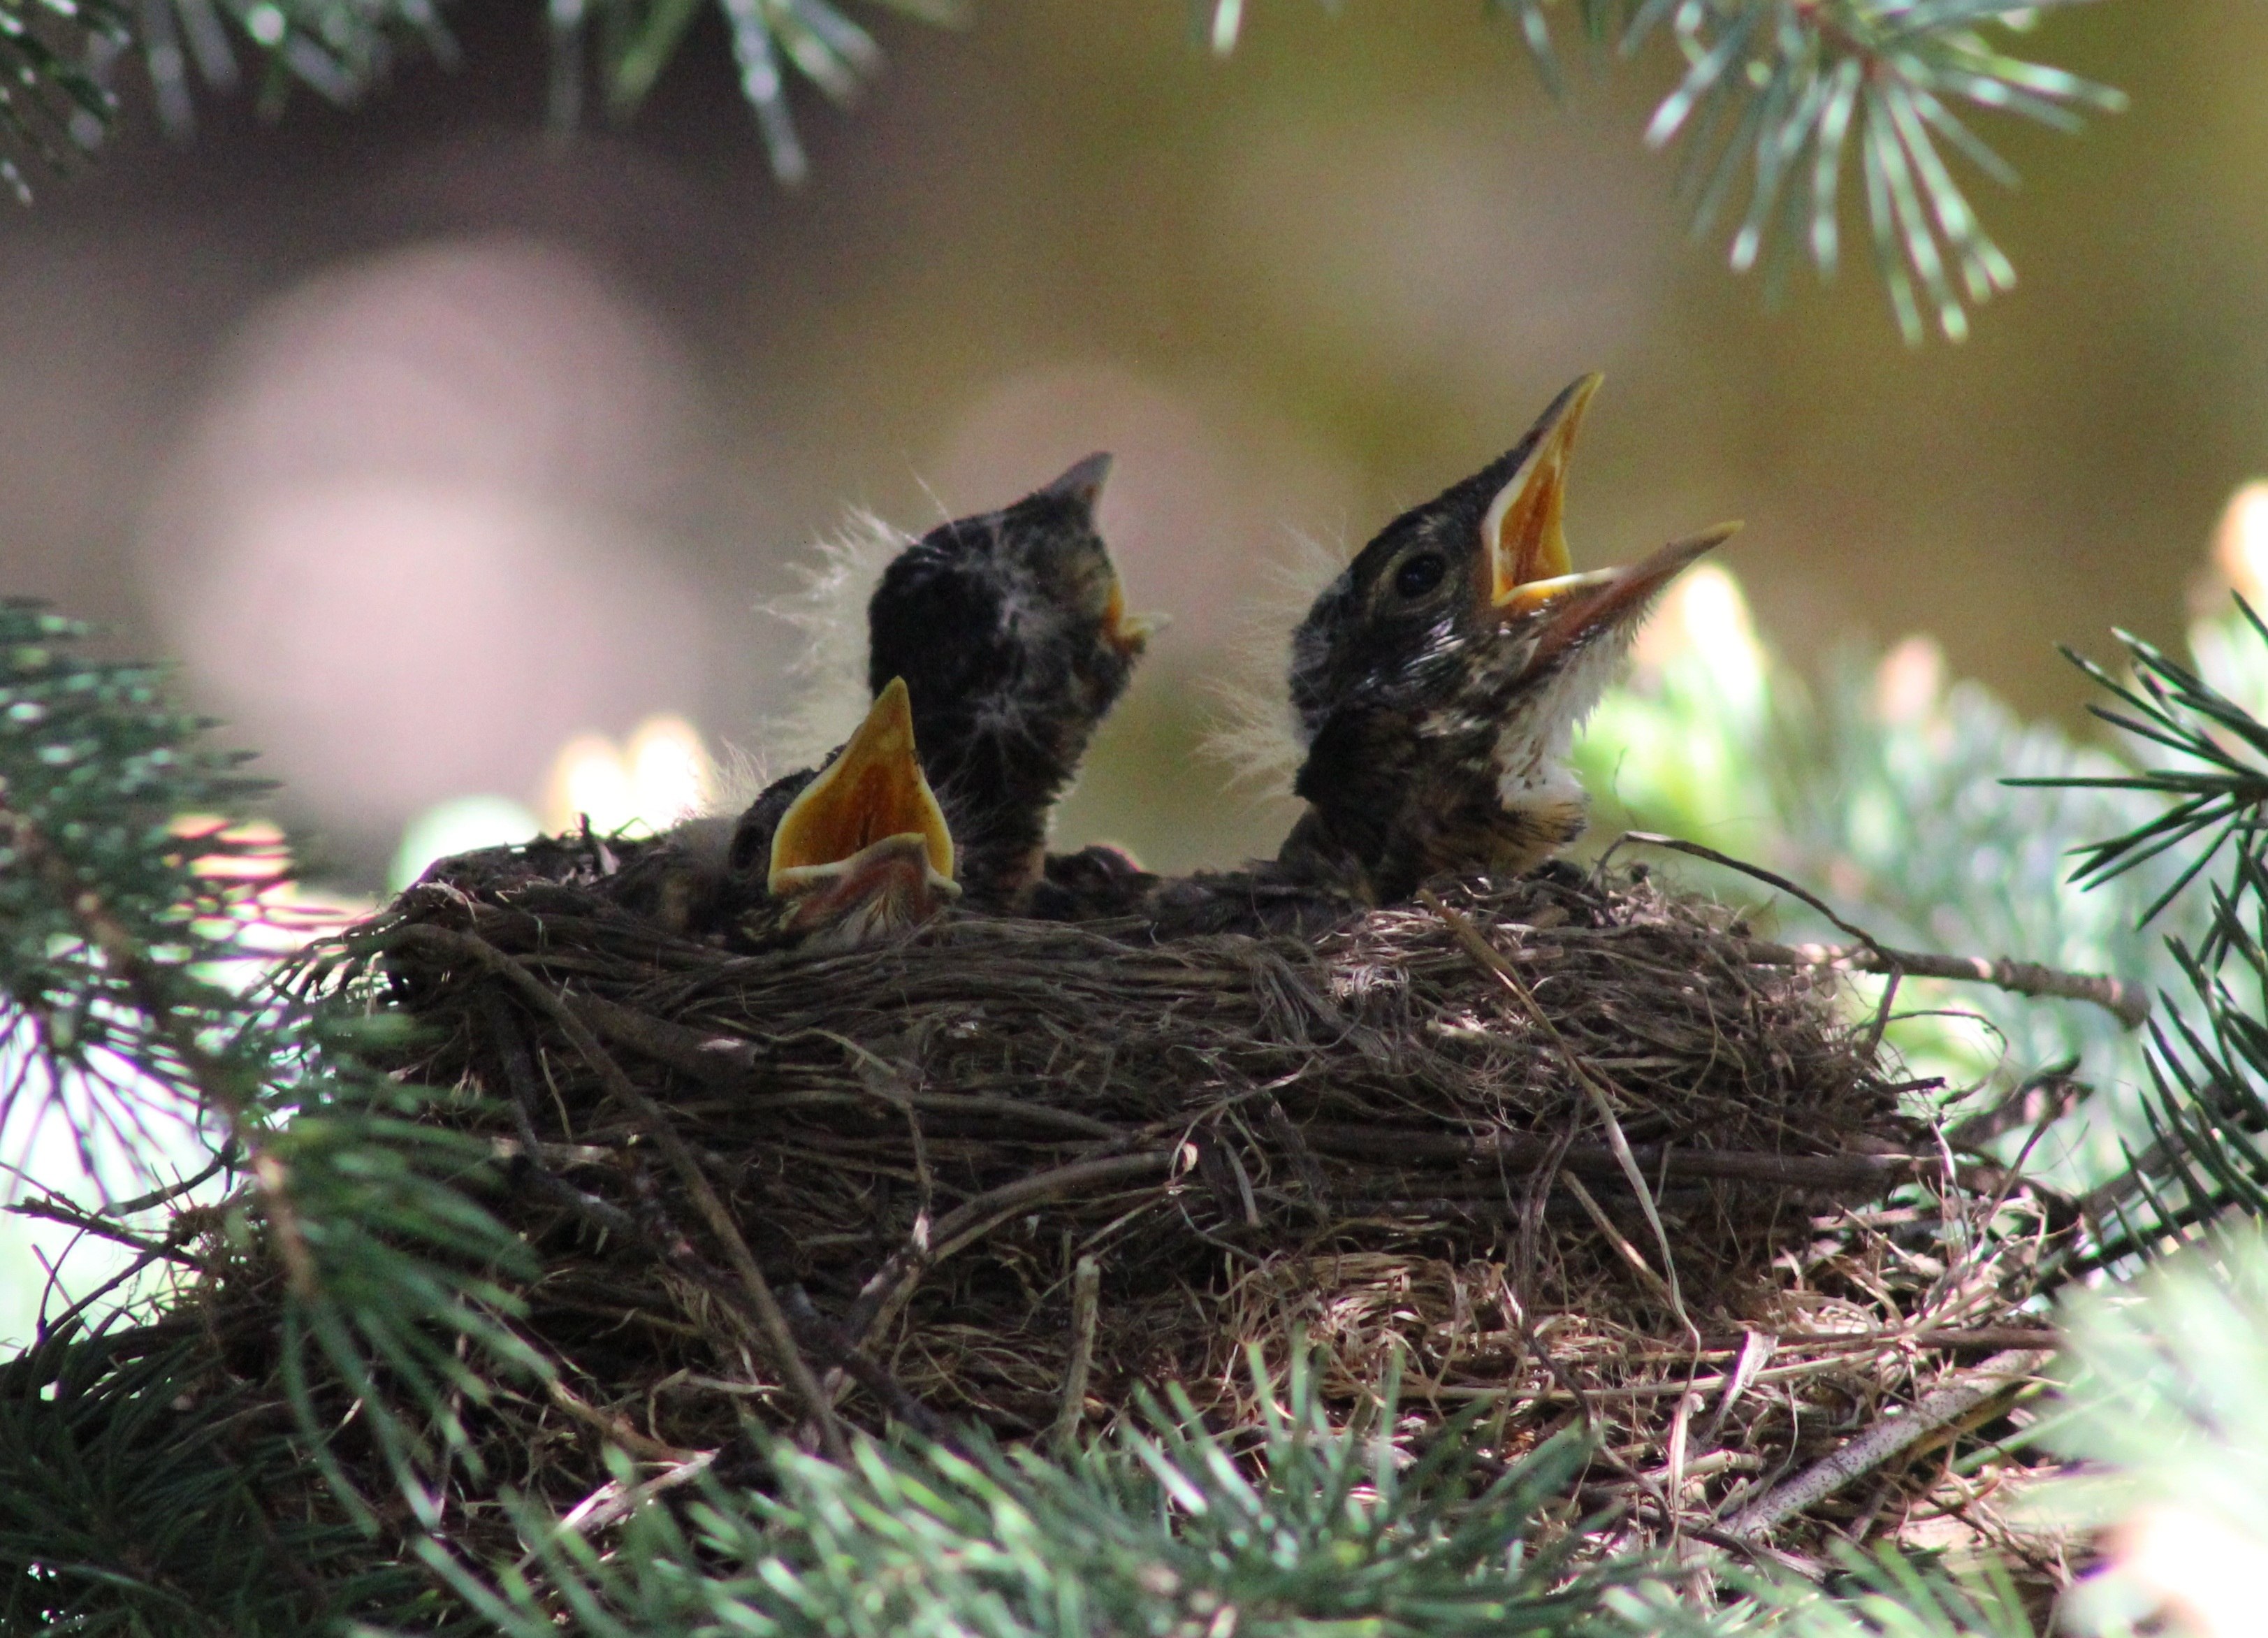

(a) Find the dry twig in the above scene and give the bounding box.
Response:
[1725,1349,2054,1536]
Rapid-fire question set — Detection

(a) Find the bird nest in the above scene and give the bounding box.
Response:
[148,853,2079,1575]
[333,850,2069,1558]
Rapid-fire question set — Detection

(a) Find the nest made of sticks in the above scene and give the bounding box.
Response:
[155,853,2077,1573]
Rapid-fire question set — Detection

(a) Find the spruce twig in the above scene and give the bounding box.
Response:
[1624,830,2150,1026]
[1745,939,2149,1029]
[1724,1347,2053,1536]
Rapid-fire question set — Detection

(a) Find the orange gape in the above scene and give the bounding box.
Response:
[831,762,914,855]
[1483,372,1596,610]
[769,677,956,892]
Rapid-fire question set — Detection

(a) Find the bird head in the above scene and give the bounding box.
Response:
[865,453,1162,906]
[1292,374,1737,748]
[1284,375,1736,888]
[1288,374,1603,741]
[765,678,960,948]
[868,453,1159,764]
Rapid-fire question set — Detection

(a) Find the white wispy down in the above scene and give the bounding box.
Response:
[746,509,915,795]
[1200,526,1351,802]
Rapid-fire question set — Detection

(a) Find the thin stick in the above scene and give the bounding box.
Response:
[1701,1326,2056,1354]
[514,1450,716,1574]
[1618,832,2149,1029]
[513,1161,648,1245]
[1051,1255,1102,1456]
[36,1247,167,1343]
[7,1196,208,1268]
[782,1285,950,1442]
[841,1151,1175,1350]
[1561,1173,1676,1308]
[545,1377,697,1463]
[1747,939,2149,1031]
[391,923,848,1461]
[1421,890,1692,1337]
[1724,1348,2053,1537]
[1615,833,1888,950]
[1296,1124,1919,1190]
[108,1152,231,1216]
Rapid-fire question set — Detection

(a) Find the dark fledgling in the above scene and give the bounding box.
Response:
[470,678,961,952]
[724,676,959,948]
[866,454,1156,909]
[1279,375,1735,904]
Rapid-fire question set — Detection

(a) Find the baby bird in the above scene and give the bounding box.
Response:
[1279,375,1736,904]
[723,676,959,949]
[468,454,1147,941]
[545,679,959,950]
[865,454,1156,910]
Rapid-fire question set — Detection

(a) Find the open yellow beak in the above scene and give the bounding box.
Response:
[768,677,957,903]
[1518,523,1743,674]
[1485,372,1603,616]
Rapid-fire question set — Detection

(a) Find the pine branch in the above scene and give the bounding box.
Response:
[1721,1544,2034,1638]
[1467,1,2123,342]
[432,1344,1679,1637]
[103,0,462,137]
[2007,602,2268,1263]
[0,0,121,199]
[0,602,273,1194]
[23,0,966,192]
[0,602,546,1551]
[0,1326,444,1633]
[0,0,2126,348]
[2010,603,2268,923]
[559,0,969,181]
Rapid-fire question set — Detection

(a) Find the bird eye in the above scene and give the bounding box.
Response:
[1393,553,1447,600]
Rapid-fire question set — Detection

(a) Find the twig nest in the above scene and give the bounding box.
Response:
[366,861,1916,1441]
[124,853,2077,1568]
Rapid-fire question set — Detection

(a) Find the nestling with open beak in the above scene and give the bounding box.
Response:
[724,676,960,950]
[575,678,959,949]
[866,453,1159,910]
[486,458,1144,941]
[1278,375,1738,904]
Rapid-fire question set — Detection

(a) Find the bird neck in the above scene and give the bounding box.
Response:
[1284,651,1598,903]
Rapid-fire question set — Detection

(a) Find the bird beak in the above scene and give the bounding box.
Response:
[1517,522,1743,674]
[768,677,959,931]
[1483,373,1603,614]
[1102,577,1167,656]
[1045,452,1163,656]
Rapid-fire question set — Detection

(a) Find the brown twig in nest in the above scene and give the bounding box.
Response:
[1725,1347,2056,1536]
[1619,832,2151,1029]
[1420,887,1693,1335]
[1748,941,2149,1031]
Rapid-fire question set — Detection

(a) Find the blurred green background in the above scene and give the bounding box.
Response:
[0,0,2258,884]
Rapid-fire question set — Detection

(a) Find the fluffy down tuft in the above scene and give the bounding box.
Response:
[1199,526,1354,801]
[755,509,911,777]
